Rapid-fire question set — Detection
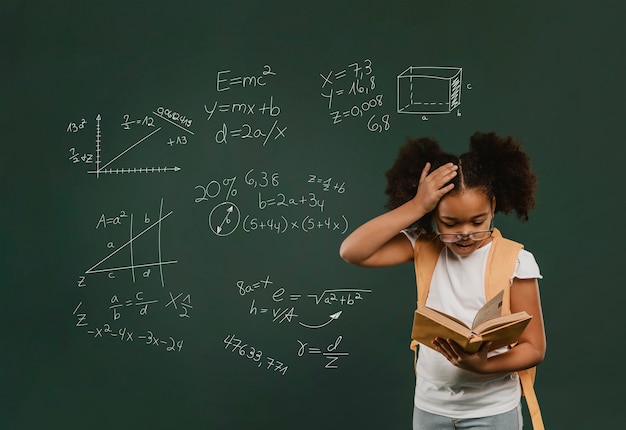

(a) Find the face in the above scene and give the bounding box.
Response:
[435,188,495,257]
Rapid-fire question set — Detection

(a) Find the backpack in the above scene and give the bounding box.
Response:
[408,228,544,430]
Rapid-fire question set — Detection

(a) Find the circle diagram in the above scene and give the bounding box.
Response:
[208,202,241,236]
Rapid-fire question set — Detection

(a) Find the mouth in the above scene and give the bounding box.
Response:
[455,242,473,251]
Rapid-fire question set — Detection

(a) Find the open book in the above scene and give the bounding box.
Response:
[411,290,532,353]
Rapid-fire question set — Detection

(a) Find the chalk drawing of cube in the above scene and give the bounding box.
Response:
[397,67,462,114]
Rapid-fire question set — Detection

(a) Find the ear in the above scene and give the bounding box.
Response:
[491,196,496,212]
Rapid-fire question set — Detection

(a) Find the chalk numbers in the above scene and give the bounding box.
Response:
[67,118,86,133]
[69,147,94,164]
[121,114,155,130]
[367,114,390,133]
[321,58,390,132]
[166,136,188,146]
[195,176,238,203]
[307,175,345,193]
[245,169,279,188]
[224,334,288,375]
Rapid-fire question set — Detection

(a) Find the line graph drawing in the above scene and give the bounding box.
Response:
[85,199,177,288]
[85,113,184,178]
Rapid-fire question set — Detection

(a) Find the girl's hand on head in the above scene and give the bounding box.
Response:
[413,162,458,213]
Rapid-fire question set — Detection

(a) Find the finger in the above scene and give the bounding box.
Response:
[419,162,431,184]
[433,338,455,358]
[436,182,455,195]
[432,338,444,353]
[437,163,459,180]
[432,162,457,175]
[428,163,458,186]
[447,339,465,357]
[479,341,492,353]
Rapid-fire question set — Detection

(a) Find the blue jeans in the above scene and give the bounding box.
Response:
[412,403,523,429]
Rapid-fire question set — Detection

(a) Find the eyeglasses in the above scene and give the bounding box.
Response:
[436,218,494,243]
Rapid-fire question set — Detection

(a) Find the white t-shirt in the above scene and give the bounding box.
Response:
[403,230,542,419]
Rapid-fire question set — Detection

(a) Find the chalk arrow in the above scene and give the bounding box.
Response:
[299,311,342,329]
[216,205,234,234]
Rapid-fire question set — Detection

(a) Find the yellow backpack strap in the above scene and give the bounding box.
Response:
[414,233,443,308]
[409,233,442,358]
[485,229,544,430]
[520,368,544,430]
[484,228,523,314]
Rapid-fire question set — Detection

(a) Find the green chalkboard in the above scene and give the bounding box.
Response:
[2,1,624,429]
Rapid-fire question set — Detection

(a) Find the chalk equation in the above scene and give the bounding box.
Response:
[205,64,288,147]
[297,335,349,369]
[107,291,192,320]
[194,169,349,237]
[66,108,192,177]
[240,215,349,235]
[109,291,158,320]
[319,58,390,133]
[73,302,185,352]
[231,275,369,370]
[307,174,346,194]
[223,333,289,375]
[237,275,372,328]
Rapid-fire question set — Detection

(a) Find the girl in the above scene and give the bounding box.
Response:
[340,132,546,429]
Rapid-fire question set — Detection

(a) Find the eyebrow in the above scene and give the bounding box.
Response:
[438,212,490,222]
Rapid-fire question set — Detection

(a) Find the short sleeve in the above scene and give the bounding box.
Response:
[513,249,543,281]
[401,228,420,248]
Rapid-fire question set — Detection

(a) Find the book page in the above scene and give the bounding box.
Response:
[473,311,531,334]
[429,307,470,329]
[473,316,532,350]
[412,308,474,352]
[471,290,504,329]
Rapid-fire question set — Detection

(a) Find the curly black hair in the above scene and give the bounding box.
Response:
[384,132,537,232]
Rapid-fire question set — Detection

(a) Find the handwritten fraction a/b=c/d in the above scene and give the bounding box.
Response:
[106,291,193,321]
[204,64,288,147]
[193,169,349,237]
